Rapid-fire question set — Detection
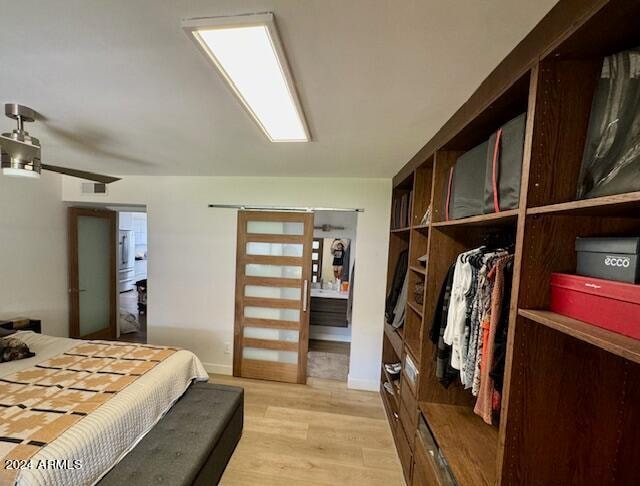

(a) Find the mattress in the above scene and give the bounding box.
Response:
[0,332,208,486]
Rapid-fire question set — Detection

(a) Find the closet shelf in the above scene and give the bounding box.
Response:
[384,323,403,359]
[527,191,640,216]
[390,226,411,234]
[419,402,498,486]
[404,341,420,367]
[380,379,399,425]
[407,301,424,318]
[518,309,640,365]
[382,364,401,403]
[431,209,518,229]
[412,223,430,231]
[409,265,426,275]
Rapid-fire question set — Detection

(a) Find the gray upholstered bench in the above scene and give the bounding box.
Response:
[99,382,244,486]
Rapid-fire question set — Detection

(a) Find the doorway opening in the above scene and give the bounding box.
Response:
[232,209,358,385]
[307,210,357,382]
[233,210,314,384]
[116,211,148,344]
[67,204,148,343]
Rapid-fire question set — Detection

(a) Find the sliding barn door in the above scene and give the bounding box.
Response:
[234,211,313,384]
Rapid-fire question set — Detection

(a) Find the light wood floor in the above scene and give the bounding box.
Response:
[211,374,404,486]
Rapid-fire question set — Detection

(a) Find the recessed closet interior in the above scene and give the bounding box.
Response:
[380,1,640,485]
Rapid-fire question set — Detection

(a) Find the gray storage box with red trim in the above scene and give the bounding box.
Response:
[446,141,488,220]
[444,112,526,220]
[483,113,526,213]
[576,236,640,284]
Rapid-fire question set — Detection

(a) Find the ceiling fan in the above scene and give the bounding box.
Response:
[0,103,120,183]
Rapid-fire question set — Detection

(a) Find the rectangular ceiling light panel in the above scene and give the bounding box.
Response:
[183,14,309,142]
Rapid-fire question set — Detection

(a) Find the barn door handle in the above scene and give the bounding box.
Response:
[302,280,309,312]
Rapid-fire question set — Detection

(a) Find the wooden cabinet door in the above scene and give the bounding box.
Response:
[68,207,117,340]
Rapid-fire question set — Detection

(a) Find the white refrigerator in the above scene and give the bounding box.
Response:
[118,230,135,292]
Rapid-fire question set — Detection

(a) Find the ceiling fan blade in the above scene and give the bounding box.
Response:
[41,164,120,184]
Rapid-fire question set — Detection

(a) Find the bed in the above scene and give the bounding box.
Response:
[0,331,242,486]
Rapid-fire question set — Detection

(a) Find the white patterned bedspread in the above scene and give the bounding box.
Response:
[0,332,208,486]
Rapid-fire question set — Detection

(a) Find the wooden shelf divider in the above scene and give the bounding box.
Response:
[431,209,518,228]
[419,402,498,486]
[382,365,401,407]
[409,265,426,275]
[407,301,424,318]
[518,309,640,365]
[384,323,403,359]
[527,191,640,216]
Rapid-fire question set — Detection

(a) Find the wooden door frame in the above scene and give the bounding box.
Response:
[68,207,118,339]
[233,210,314,384]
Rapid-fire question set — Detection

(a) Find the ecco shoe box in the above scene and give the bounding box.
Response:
[575,236,640,284]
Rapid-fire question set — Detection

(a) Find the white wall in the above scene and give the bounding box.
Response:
[63,176,391,390]
[0,172,68,336]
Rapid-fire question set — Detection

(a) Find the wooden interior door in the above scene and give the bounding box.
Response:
[234,211,314,384]
[68,207,117,340]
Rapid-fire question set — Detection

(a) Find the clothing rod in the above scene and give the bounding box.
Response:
[207,204,364,212]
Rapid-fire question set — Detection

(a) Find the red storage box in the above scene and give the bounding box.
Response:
[550,273,640,340]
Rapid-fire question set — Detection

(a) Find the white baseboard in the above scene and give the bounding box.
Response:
[347,375,379,391]
[202,362,232,375]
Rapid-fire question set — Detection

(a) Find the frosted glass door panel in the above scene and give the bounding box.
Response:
[77,216,111,336]
[246,242,303,257]
[245,285,301,300]
[243,347,298,363]
[246,264,302,279]
[245,307,300,321]
[244,327,300,342]
[246,221,304,235]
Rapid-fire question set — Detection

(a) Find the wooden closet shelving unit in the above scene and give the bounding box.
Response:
[379,1,640,484]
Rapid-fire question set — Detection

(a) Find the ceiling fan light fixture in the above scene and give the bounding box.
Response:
[2,166,41,179]
[0,103,120,184]
[0,149,41,179]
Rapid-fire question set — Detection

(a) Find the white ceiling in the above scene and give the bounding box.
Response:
[0,0,557,177]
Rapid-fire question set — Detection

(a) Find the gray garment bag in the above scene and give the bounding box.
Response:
[483,113,526,213]
[577,47,640,199]
[446,141,488,220]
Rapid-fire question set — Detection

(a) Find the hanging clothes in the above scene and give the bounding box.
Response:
[474,254,514,424]
[385,250,408,324]
[464,250,505,393]
[430,263,458,387]
[489,258,513,420]
[431,243,514,418]
[444,248,484,371]
[460,251,482,387]
[391,271,409,330]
